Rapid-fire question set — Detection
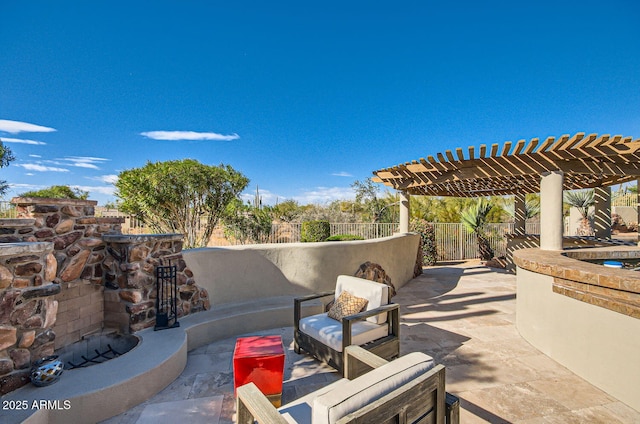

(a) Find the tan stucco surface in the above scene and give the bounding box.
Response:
[516,266,640,412]
[183,233,420,305]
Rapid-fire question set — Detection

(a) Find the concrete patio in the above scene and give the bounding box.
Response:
[102,260,640,423]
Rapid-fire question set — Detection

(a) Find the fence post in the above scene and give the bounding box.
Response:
[459,224,464,261]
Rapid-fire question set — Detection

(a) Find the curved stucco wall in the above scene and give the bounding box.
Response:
[515,250,640,412]
[183,233,420,305]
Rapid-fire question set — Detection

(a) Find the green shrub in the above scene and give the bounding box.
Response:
[301,220,330,242]
[326,234,365,241]
[19,185,88,199]
[411,218,437,266]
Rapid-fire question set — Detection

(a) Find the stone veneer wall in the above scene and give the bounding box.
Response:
[0,198,209,394]
[102,234,209,333]
[5,198,124,350]
[0,242,59,394]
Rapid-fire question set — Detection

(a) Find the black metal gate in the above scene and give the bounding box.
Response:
[155,262,180,330]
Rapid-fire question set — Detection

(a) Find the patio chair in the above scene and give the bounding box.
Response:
[294,275,400,375]
[236,345,460,424]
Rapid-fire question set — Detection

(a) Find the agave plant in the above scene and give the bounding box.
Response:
[460,198,495,261]
[503,197,540,221]
[564,189,595,236]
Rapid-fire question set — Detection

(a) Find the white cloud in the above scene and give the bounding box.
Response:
[16,164,69,172]
[9,183,42,190]
[66,156,109,162]
[72,162,100,169]
[0,137,46,145]
[29,154,42,158]
[59,156,110,170]
[331,171,353,177]
[292,186,356,204]
[87,174,118,184]
[73,185,116,196]
[141,130,240,141]
[0,119,56,134]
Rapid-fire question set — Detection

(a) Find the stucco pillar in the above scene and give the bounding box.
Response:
[399,191,410,233]
[637,179,640,245]
[539,171,564,250]
[514,192,526,235]
[593,186,611,239]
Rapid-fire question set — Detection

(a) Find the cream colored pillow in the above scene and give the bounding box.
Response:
[327,290,368,321]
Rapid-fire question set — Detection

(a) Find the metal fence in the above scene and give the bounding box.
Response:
[0,201,16,218]
[259,221,540,262]
[266,222,398,243]
[1,198,542,261]
[432,222,540,261]
[612,192,638,208]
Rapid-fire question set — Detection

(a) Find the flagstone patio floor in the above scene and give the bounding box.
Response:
[102,260,640,424]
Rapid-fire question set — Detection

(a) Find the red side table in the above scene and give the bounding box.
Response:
[233,335,285,407]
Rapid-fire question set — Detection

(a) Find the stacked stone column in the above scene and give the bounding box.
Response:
[102,234,209,333]
[0,242,58,394]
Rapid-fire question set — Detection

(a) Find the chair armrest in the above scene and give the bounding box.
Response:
[236,382,288,424]
[341,303,400,351]
[294,291,335,330]
[344,345,389,379]
[343,303,399,322]
[294,291,335,303]
[446,392,460,424]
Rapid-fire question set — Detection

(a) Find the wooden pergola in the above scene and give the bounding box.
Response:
[372,133,640,197]
[372,133,640,250]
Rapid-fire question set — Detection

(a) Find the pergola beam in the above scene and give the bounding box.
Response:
[373,133,640,197]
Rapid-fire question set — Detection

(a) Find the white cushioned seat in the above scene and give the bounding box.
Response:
[313,352,435,424]
[278,379,349,424]
[298,313,389,352]
[335,275,389,324]
[277,352,435,424]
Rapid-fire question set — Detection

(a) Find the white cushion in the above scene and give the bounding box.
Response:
[278,379,349,424]
[312,352,435,424]
[299,313,389,352]
[335,275,389,324]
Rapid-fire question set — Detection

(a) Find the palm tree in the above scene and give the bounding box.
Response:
[564,189,595,236]
[460,198,495,261]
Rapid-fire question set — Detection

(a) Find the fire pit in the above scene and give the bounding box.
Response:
[54,330,139,369]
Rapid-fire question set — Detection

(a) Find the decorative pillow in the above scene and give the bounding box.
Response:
[327,291,368,321]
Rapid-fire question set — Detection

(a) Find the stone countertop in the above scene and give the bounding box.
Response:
[0,242,53,256]
[513,247,640,319]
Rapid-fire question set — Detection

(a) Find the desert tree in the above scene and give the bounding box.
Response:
[0,140,15,196]
[116,159,249,248]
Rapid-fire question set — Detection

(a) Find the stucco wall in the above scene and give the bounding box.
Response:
[182,233,420,305]
[516,267,640,412]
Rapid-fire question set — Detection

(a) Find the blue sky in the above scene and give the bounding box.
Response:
[1,1,639,206]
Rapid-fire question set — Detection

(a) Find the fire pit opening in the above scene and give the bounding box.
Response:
[55,330,140,369]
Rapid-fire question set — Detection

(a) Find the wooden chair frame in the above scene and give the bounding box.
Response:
[236,345,460,424]
[293,291,400,375]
